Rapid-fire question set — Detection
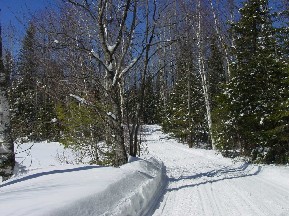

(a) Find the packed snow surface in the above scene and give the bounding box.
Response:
[143,125,289,216]
[1,125,289,216]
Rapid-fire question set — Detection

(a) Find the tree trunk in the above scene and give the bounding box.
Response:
[196,0,215,150]
[105,76,127,166]
[0,26,15,181]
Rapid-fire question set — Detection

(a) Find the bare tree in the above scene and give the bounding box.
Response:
[196,0,215,149]
[32,0,163,165]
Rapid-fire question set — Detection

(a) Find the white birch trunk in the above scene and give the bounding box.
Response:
[0,25,14,181]
[196,0,216,149]
[158,29,167,108]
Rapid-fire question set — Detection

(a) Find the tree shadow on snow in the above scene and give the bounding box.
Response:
[148,163,261,215]
[166,163,262,192]
[0,165,100,188]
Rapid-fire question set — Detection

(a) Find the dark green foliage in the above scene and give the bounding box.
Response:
[207,37,227,110]
[161,42,208,147]
[0,28,15,181]
[142,74,160,124]
[10,23,58,142]
[213,0,289,164]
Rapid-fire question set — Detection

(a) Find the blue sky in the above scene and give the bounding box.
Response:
[1,0,56,53]
[1,0,55,32]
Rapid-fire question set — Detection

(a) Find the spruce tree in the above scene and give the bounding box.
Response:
[214,0,289,163]
[142,74,159,124]
[207,36,226,110]
[162,41,207,147]
[11,22,57,141]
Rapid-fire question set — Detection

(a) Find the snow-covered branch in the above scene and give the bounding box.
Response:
[69,94,89,105]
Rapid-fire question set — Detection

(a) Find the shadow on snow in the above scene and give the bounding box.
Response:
[167,163,262,192]
[147,163,262,215]
[0,165,100,188]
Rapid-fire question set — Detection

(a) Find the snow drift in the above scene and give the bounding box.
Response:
[0,156,166,216]
[51,157,166,216]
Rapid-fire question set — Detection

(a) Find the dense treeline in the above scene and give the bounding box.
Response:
[1,0,288,174]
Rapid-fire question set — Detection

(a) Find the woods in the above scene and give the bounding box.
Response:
[0,0,288,181]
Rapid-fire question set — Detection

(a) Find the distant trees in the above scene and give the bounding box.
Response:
[157,0,288,163]
[10,22,58,142]
[159,0,228,149]
[162,34,207,147]
[1,0,288,171]
[17,0,163,166]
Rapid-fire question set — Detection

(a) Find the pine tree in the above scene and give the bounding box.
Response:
[142,74,159,124]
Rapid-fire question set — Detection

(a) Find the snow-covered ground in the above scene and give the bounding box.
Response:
[143,125,289,216]
[1,141,166,216]
[1,125,289,216]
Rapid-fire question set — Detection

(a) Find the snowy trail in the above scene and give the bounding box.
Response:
[143,125,289,216]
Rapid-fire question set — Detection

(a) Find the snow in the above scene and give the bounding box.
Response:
[69,94,88,104]
[14,141,79,169]
[51,118,57,123]
[1,125,289,216]
[0,140,166,216]
[143,125,289,216]
[107,44,116,52]
[120,57,138,76]
[107,62,113,71]
[107,112,116,120]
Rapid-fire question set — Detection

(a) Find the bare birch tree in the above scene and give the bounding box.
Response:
[38,0,160,165]
[196,0,215,149]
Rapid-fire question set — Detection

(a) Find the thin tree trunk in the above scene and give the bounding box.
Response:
[196,0,215,149]
[130,0,156,157]
[0,25,15,181]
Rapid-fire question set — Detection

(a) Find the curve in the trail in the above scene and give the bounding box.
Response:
[143,125,289,216]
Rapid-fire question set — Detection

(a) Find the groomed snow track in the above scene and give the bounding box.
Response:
[143,125,289,216]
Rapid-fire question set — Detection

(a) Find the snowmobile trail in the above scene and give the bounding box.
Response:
[143,125,289,216]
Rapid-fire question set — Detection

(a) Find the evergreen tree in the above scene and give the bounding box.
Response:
[207,36,226,110]
[142,74,159,124]
[162,41,207,147]
[11,22,57,141]
[214,0,289,163]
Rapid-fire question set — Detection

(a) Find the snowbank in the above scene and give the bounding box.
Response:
[50,157,166,216]
[0,156,166,216]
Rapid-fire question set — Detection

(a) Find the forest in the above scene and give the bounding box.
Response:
[0,0,288,180]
